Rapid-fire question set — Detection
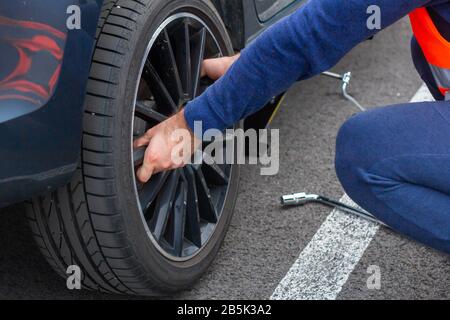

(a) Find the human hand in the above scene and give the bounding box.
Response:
[133,110,201,183]
[134,54,239,183]
[201,53,240,80]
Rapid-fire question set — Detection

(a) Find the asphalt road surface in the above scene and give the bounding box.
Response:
[0,18,449,300]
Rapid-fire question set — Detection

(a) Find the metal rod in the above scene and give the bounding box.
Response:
[321,71,366,112]
[322,71,343,80]
[342,72,366,112]
[281,192,389,227]
[316,196,388,227]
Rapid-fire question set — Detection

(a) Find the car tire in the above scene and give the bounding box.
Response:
[26,0,240,296]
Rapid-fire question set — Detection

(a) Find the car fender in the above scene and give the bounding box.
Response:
[0,0,103,207]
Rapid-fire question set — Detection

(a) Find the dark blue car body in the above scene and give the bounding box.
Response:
[0,1,102,207]
[0,0,303,208]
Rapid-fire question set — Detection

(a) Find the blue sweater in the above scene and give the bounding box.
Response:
[184,0,450,133]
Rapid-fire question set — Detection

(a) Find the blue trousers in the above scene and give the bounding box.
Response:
[335,39,450,255]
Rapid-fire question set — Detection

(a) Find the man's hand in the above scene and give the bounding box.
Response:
[135,54,240,183]
[201,53,240,80]
[134,110,201,183]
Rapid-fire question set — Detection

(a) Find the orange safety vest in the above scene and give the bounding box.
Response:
[410,7,450,100]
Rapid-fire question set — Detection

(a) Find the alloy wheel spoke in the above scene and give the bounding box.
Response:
[172,178,188,257]
[162,28,184,101]
[202,161,228,186]
[143,61,178,113]
[139,172,170,213]
[184,167,202,247]
[190,27,206,98]
[194,167,218,223]
[135,100,168,123]
[150,170,180,241]
[172,18,192,99]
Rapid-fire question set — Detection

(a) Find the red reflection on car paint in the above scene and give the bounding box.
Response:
[0,16,66,105]
[0,94,40,105]
[0,16,66,40]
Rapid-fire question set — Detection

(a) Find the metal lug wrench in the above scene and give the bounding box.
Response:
[322,71,366,112]
[281,192,389,227]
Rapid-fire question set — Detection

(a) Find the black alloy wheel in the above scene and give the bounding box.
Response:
[132,13,234,260]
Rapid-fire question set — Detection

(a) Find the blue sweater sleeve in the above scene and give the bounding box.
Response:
[184,0,432,134]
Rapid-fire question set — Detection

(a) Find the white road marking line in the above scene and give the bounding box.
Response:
[410,84,434,103]
[271,195,379,300]
[270,84,433,300]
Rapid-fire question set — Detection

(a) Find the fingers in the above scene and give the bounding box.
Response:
[201,56,232,80]
[133,127,155,148]
[134,128,157,183]
[137,165,153,184]
[201,60,207,78]
[137,160,154,184]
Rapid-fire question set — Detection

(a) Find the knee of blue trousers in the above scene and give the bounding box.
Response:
[336,113,450,254]
[335,113,377,207]
[335,114,402,220]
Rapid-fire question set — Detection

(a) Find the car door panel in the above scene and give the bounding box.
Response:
[254,0,299,22]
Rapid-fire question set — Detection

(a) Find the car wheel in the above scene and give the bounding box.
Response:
[26,0,240,296]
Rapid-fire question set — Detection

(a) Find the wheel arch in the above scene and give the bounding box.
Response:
[210,0,246,50]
